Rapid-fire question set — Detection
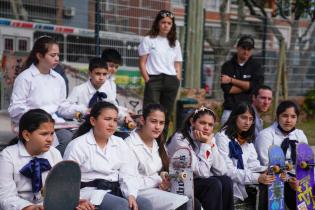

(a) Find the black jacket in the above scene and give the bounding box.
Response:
[221,55,264,110]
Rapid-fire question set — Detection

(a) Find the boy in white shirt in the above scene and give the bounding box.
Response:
[58,57,135,131]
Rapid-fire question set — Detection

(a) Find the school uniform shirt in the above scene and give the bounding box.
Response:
[63,130,138,205]
[215,131,267,201]
[58,79,128,121]
[138,35,182,76]
[8,64,67,124]
[0,141,62,210]
[124,130,188,210]
[255,122,308,166]
[167,132,227,178]
[104,74,117,99]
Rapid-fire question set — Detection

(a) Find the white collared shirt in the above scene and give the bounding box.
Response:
[167,132,227,178]
[124,130,163,191]
[255,122,308,166]
[63,130,138,204]
[8,64,67,124]
[252,105,263,137]
[104,74,117,99]
[138,36,182,76]
[0,141,62,210]
[58,80,127,121]
[215,131,267,201]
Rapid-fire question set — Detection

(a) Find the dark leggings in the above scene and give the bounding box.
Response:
[194,175,234,210]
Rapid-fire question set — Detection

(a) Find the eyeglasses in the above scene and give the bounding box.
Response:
[159,11,174,18]
[193,106,216,118]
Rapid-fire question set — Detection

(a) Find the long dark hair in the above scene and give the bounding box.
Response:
[167,106,217,150]
[142,103,169,171]
[147,10,177,47]
[23,36,58,70]
[220,103,255,142]
[73,101,118,139]
[15,109,54,144]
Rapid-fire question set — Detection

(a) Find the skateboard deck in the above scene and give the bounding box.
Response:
[268,145,285,210]
[164,147,194,210]
[296,142,315,210]
[43,160,81,210]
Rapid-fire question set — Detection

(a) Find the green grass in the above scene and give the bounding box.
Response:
[298,119,315,145]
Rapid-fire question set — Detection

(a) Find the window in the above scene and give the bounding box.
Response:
[18,39,28,51]
[4,38,14,50]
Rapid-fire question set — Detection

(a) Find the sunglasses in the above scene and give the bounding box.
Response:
[159,11,174,18]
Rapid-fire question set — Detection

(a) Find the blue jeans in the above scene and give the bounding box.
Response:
[98,193,153,210]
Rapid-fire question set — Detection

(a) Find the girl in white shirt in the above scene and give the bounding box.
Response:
[125,104,188,210]
[215,103,275,209]
[138,10,182,135]
[0,109,93,210]
[64,101,152,210]
[255,100,308,210]
[167,106,234,210]
[8,36,72,156]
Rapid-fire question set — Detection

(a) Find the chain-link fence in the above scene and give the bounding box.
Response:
[0,0,314,100]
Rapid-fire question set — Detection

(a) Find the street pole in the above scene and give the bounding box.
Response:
[95,0,100,56]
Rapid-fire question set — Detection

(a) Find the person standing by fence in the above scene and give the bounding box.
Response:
[138,10,182,136]
[220,35,264,126]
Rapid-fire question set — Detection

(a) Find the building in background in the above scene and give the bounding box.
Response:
[0,0,314,98]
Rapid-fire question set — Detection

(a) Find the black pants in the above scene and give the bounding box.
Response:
[143,74,180,135]
[194,176,234,210]
[284,182,296,210]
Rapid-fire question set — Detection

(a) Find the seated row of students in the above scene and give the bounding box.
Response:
[5,36,307,209]
[168,100,307,210]
[8,36,135,157]
[4,92,307,209]
[0,103,189,210]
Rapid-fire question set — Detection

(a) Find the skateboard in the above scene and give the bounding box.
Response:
[54,121,81,130]
[161,147,194,210]
[43,160,81,210]
[268,145,289,210]
[115,114,141,139]
[296,142,315,210]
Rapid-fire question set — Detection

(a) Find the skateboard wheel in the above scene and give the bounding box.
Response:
[178,172,187,181]
[272,165,281,173]
[75,112,82,120]
[300,161,308,169]
[160,171,169,179]
[285,163,292,171]
[127,122,136,129]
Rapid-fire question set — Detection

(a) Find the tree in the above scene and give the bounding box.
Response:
[243,0,315,97]
[204,0,246,99]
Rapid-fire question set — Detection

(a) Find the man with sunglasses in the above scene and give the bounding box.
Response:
[220,35,264,125]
